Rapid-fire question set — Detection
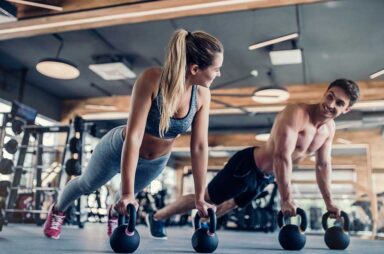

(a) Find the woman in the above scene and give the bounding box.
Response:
[43,29,224,240]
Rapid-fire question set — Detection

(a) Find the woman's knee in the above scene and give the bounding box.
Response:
[73,177,95,195]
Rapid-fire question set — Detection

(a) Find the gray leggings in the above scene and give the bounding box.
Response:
[56,125,170,212]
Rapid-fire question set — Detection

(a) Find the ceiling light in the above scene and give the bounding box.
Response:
[209,151,231,157]
[336,138,352,145]
[36,34,80,80]
[369,69,384,79]
[250,69,259,77]
[7,0,63,11]
[252,86,290,104]
[84,104,117,110]
[36,58,79,79]
[0,1,17,23]
[255,133,270,142]
[270,49,302,65]
[248,33,299,50]
[89,62,136,80]
[82,112,129,120]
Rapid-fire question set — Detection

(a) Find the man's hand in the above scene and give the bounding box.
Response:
[281,200,297,217]
[195,199,216,217]
[326,202,341,218]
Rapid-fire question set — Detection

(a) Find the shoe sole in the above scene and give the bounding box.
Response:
[145,214,167,240]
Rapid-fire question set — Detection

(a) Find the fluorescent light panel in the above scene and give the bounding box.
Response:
[369,69,384,79]
[7,0,63,11]
[248,33,299,50]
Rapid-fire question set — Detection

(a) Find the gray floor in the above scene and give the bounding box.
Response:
[0,223,383,254]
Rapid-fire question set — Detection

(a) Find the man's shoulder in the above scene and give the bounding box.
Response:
[282,104,309,119]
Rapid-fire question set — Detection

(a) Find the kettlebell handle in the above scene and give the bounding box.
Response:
[277,207,307,232]
[194,208,217,234]
[322,210,349,232]
[117,203,137,233]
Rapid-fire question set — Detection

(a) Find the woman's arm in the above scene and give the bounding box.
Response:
[115,68,160,214]
[190,87,215,216]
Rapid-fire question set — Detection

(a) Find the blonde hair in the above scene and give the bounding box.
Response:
[158,29,223,137]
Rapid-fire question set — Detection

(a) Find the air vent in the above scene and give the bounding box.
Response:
[89,62,136,80]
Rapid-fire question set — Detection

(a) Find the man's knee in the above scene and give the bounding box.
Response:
[204,188,214,204]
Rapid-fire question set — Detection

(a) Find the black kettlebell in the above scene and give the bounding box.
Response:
[11,119,24,135]
[322,210,350,250]
[110,204,140,253]
[4,139,18,154]
[277,207,307,250]
[192,208,219,253]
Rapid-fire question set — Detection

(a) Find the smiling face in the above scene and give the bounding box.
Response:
[319,86,352,119]
[188,52,223,88]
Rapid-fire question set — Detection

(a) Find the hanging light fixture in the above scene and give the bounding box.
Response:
[36,34,80,80]
[254,133,270,142]
[252,70,289,104]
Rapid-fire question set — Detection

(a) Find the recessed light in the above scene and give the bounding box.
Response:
[250,69,259,77]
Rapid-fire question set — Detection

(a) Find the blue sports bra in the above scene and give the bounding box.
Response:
[145,85,198,139]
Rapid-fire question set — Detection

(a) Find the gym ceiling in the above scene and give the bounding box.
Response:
[0,0,383,135]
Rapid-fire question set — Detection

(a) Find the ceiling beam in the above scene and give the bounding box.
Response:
[61,80,384,121]
[0,0,324,40]
[14,1,144,19]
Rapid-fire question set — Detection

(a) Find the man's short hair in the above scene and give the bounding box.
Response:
[327,79,360,106]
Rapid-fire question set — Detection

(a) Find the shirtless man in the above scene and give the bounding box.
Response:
[146,79,360,239]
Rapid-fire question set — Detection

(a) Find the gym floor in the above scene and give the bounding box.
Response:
[0,223,383,254]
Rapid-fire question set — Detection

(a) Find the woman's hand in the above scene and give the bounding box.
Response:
[195,199,216,217]
[114,194,139,215]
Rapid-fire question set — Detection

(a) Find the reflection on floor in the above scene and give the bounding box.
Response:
[0,223,383,254]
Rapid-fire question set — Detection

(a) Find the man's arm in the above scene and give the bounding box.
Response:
[272,105,304,216]
[315,123,340,216]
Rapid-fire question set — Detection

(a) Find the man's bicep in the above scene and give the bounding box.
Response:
[316,138,333,167]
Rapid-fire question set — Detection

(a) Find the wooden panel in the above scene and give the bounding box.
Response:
[15,0,145,19]
[61,95,131,123]
[1,0,324,40]
[172,129,384,169]
[210,80,384,109]
[61,80,384,120]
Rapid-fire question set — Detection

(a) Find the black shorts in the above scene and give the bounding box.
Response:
[207,147,275,208]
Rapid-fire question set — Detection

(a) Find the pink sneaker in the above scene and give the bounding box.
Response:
[43,203,65,240]
[107,205,118,237]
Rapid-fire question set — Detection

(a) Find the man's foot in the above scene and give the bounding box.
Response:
[43,203,65,240]
[145,212,167,239]
[107,205,118,237]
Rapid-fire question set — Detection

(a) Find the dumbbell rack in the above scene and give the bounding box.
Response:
[2,124,70,228]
